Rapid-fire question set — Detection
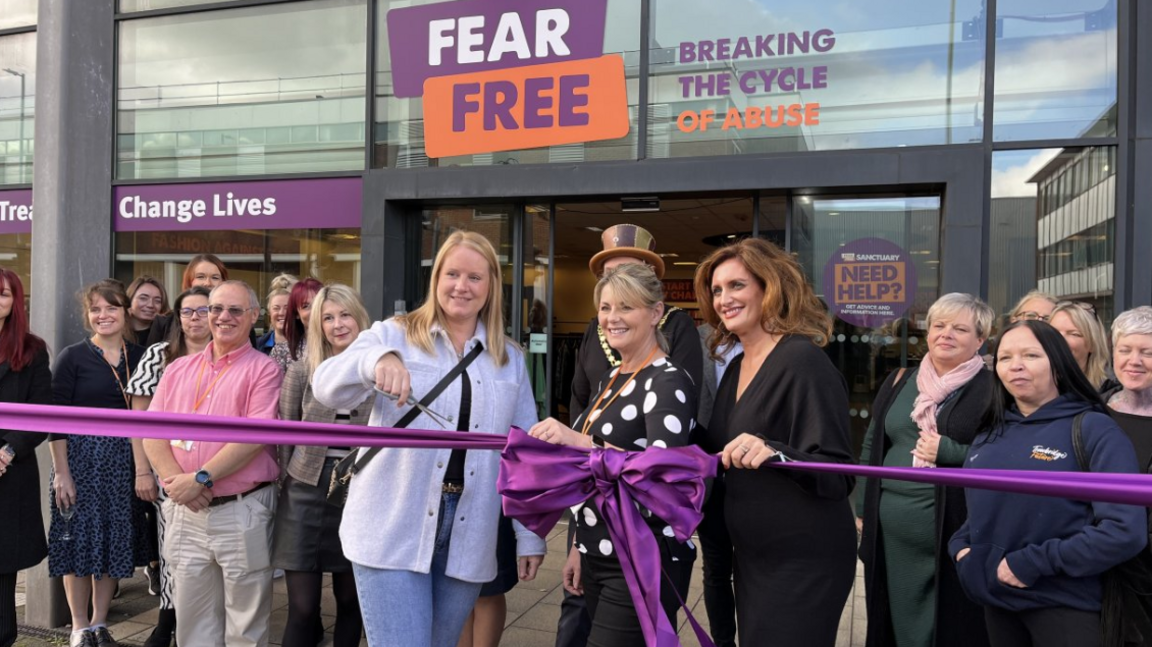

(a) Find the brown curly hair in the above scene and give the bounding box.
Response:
[693,238,832,361]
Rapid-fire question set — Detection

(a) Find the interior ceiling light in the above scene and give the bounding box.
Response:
[585,226,604,232]
[621,196,660,212]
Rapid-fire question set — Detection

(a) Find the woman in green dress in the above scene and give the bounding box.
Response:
[856,293,996,647]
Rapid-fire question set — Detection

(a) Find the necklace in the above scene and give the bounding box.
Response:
[92,338,131,408]
[580,345,659,436]
[193,356,233,412]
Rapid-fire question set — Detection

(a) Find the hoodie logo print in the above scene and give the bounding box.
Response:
[1030,445,1069,462]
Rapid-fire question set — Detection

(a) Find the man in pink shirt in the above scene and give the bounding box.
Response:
[144,280,283,647]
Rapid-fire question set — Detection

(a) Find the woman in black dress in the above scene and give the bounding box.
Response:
[49,279,147,647]
[0,268,51,647]
[529,262,698,647]
[693,238,857,647]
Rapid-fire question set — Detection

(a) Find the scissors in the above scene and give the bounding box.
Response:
[374,387,454,430]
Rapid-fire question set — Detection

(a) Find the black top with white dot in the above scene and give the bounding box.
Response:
[572,357,698,559]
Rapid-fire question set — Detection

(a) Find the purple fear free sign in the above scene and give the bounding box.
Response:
[387,0,608,99]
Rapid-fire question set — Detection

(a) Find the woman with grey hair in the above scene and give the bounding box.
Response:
[857,292,995,647]
[1104,306,1152,472]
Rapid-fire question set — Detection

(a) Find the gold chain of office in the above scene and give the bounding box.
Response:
[597,306,681,367]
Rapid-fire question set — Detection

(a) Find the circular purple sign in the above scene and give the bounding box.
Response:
[821,237,917,328]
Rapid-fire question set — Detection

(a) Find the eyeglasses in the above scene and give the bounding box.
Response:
[1070,301,1097,316]
[208,305,256,318]
[179,306,210,319]
[1014,311,1049,322]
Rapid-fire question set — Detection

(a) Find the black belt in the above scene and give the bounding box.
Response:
[208,482,274,508]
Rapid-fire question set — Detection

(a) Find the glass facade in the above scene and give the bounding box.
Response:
[114,227,363,332]
[0,32,35,186]
[373,0,641,168]
[992,0,1117,142]
[988,146,1116,324]
[0,0,36,30]
[794,195,941,449]
[119,0,238,11]
[648,0,985,157]
[116,0,367,180]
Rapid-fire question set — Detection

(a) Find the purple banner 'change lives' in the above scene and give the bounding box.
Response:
[387,0,608,99]
[114,178,362,232]
[822,237,917,328]
[0,189,32,235]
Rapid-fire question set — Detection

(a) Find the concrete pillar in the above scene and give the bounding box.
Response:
[26,0,116,629]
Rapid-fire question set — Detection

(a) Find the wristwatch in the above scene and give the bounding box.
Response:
[194,469,214,489]
[1,445,14,461]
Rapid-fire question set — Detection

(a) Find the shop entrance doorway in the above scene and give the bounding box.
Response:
[533,192,942,453]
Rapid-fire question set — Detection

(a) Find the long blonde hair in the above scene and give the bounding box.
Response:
[305,283,371,378]
[398,231,509,366]
[1050,301,1110,389]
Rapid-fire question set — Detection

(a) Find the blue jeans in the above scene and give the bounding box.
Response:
[352,493,482,647]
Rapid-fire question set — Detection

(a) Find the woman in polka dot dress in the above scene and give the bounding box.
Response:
[529,263,697,647]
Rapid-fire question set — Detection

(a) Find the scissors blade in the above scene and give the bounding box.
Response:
[374,388,451,430]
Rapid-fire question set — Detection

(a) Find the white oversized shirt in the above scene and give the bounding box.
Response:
[312,318,545,582]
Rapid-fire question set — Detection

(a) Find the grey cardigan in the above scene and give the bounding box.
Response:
[278,360,374,486]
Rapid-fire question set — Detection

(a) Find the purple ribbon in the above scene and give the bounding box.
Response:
[773,461,1152,507]
[497,427,719,647]
[0,402,506,449]
[6,401,1152,646]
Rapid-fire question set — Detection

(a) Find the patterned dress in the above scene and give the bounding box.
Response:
[48,339,148,579]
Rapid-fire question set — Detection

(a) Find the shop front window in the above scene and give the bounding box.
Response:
[988,147,1115,324]
[793,195,941,451]
[117,0,367,180]
[0,188,32,303]
[0,0,35,30]
[114,228,362,335]
[0,32,35,185]
[373,0,641,168]
[992,0,1117,142]
[119,0,241,11]
[648,0,985,158]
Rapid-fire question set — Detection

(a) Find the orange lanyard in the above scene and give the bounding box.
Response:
[193,356,232,413]
[580,346,659,436]
[94,338,131,409]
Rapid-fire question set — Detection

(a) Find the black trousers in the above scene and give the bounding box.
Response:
[0,571,17,647]
[555,520,592,647]
[581,540,694,647]
[697,478,737,647]
[984,606,1101,647]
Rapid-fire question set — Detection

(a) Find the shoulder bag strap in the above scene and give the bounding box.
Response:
[350,343,485,476]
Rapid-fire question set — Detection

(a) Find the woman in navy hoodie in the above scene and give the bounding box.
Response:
[949,320,1147,647]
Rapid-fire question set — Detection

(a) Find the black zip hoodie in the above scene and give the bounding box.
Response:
[948,394,1147,612]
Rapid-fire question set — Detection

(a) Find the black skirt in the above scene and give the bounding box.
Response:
[479,514,518,597]
[271,457,352,573]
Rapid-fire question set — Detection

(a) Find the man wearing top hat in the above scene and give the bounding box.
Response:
[555,223,705,647]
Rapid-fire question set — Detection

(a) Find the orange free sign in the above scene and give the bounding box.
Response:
[423,55,629,159]
[833,262,908,303]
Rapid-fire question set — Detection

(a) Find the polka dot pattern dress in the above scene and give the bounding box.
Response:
[571,357,698,561]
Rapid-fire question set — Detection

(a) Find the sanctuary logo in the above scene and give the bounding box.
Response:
[387,0,629,158]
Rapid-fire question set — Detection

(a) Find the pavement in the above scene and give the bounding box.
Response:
[15,521,868,646]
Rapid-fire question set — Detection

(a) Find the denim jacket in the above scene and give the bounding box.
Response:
[312,318,546,582]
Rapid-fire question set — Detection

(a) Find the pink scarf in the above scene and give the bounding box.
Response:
[910,354,985,468]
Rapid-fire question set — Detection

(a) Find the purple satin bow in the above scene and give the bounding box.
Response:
[498,427,719,647]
